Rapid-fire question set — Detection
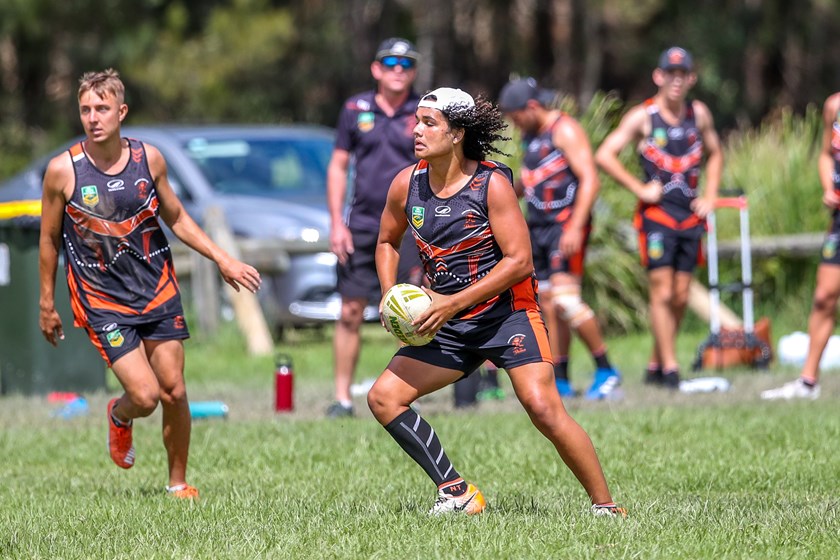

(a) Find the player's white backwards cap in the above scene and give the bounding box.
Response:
[418,88,475,113]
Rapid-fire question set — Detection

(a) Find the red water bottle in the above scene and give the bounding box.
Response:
[274,354,294,412]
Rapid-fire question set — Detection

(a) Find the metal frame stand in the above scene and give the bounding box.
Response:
[692,189,771,371]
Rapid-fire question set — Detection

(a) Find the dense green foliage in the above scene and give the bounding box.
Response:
[5,0,840,178]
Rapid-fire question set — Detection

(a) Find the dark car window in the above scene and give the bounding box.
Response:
[184,137,332,200]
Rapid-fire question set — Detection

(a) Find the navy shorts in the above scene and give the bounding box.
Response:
[395,308,552,376]
[530,223,590,281]
[639,221,704,272]
[84,314,190,367]
[337,229,424,300]
[821,213,840,265]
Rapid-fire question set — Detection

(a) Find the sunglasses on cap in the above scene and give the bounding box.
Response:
[379,56,415,70]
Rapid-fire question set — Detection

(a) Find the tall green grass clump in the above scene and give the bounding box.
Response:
[718,104,825,238]
[713,106,826,323]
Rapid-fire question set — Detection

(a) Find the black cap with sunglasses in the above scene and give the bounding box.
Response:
[375,37,421,64]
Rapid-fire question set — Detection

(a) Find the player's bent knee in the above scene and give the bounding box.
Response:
[518,389,552,419]
[158,383,187,406]
[813,291,839,312]
[128,392,159,416]
[366,384,391,422]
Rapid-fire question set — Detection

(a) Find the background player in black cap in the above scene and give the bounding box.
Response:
[499,77,622,400]
[325,38,425,417]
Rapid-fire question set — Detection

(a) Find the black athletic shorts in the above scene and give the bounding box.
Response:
[395,308,552,376]
[337,229,424,300]
[530,222,590,281]
[821,213,840,265]
[639,221,704,272]
[84,314,190,367]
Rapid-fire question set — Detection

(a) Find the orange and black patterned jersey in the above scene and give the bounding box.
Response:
[520,113,581,227]
[639,98,703,222]
[832,109,840,194]
[62,139,183,327]
[405,160,540,321]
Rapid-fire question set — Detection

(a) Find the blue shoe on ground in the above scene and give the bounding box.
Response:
[585,368,622,400]
[554,378,578,398]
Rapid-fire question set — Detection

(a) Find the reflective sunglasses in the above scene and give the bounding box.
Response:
[380,56,415,70]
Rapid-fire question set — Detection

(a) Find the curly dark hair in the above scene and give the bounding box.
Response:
[440,95,510,161]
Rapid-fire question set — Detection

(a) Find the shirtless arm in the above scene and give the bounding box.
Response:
[150,145,261,293]
[327,148,354,264]
[376,165,413,298]
[38,154,74,345]
[689,100,723,218]
[819,93,840,209]
[595,105,662,204]
[554,117,599,256]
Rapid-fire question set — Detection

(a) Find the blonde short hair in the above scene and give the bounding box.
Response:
[78,68,125,104]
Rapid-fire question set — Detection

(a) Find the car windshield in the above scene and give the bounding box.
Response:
[184,135,332,200]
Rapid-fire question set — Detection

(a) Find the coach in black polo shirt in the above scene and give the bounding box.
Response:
[326,37,424,417]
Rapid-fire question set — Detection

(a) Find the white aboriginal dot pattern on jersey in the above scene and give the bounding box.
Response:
[64,233,171,270]
[431,269,490,285]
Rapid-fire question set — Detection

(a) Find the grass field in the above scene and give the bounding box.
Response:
[1,322,839,559]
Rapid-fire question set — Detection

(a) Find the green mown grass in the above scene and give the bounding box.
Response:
[1,322,839,559]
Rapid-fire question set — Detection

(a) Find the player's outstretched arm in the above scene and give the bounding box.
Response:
[149,144,261,293]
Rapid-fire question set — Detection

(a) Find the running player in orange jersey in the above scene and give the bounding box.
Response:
[368,87,625,517]
[39,69,261,498]
[596,47,722,388]
[762,91,840,400]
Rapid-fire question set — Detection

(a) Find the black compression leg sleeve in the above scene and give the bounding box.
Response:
[384,408,461,487]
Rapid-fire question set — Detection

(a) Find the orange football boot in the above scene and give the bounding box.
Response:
[107,398,135,469]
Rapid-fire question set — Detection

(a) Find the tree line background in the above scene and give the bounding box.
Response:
[2,0,840,179]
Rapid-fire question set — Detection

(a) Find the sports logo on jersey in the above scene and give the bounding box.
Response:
[648,232,665,261]
[357,112,375,133]
[667,127,685,140]
[411,206,425,228]
[107,179,125,192]
[823,235,838,259]
[687,129,699,145]
[463,209,479,229]
[507,333,527,355]
[173,315,185,330]
[435,205,451,217]
[81,185,99,207]
[135,178,149,200]
[653,128,668,147]
[106,328,125,348]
